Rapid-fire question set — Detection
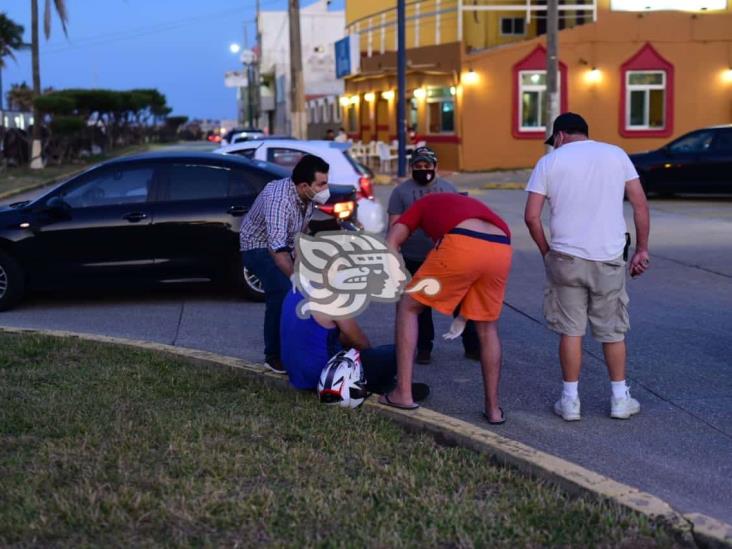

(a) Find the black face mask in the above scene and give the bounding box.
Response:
[412,169,436,186]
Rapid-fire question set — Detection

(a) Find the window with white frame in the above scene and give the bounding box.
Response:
[519,70,554,131]
[333,100,341,123]
[321,101,330,124]
[626,71,666,130]
[426,87,455,134]
[501,17,526,36]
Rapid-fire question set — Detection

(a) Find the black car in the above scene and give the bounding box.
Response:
[0,152,355,311]
[630,125,732,196]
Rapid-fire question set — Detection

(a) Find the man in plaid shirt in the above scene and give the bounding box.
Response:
[240,154,331,374]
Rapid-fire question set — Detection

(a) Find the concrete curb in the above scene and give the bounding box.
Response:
[1,325,729,548]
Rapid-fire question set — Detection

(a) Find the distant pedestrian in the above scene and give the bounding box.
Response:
[324,129,335,141]
[240,154,331,374]
[524,112,650,421]
[334,127,348,143]
[382,193,512,424]
[387,146,480,365]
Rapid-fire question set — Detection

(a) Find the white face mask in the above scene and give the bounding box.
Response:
[310,187,330,205]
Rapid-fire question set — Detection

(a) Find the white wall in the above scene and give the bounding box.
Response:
[259,0,345,99]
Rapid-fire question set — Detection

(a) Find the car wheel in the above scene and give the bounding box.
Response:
[241,265,265,302]
[0,250,25,311]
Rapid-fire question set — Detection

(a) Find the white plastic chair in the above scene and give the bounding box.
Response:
[378,142,398,173]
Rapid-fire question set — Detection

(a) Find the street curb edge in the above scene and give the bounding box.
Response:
[1,326,729,547]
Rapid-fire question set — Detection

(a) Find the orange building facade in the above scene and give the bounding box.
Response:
[342,0,732,171]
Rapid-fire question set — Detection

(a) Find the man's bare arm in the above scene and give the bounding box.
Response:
[625,178,650,277]
[524,192,550,256]
[386,222,410,252]
[388,214,400,227]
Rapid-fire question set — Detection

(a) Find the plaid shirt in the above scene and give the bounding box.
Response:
[239,177,313,252]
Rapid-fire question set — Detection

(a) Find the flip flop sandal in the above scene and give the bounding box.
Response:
[379,393,420,410]
[483,407,506,425]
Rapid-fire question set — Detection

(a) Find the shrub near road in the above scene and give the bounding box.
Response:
[0,333,684,547]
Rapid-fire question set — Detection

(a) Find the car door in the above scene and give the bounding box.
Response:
[150,162,273,280]
[24,163,156,283]
[663,130,716,193]
[707,129,732,193]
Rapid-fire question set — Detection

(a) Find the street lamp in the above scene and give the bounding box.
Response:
[229,43,257,128]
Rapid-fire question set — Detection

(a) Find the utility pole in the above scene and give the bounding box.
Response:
[396,0,407,177]
[545,0,560,152]
[255,0,262,130]
[288,0,307,139]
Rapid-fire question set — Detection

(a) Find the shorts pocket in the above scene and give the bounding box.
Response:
[615,292,630,332]
[543,287,558,325]
[546,251,580,286]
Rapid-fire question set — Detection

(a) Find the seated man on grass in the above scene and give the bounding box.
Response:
[280,286,429,400]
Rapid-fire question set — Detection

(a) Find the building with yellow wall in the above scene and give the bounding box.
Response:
[341,0,732,171]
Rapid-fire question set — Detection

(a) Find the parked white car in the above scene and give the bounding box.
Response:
[214,139,386,232]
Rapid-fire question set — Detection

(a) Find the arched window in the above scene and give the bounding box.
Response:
[512,45,568,139]
[619,43,674,138]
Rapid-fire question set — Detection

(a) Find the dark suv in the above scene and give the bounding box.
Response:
[630,125,732,196]
[0,152,352,311]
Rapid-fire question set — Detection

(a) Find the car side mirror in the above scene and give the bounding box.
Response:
[45,196,72,218]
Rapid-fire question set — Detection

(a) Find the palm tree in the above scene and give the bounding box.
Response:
[0,13,26,111]
[30,0,68,169]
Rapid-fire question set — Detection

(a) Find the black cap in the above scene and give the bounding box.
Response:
[410,146,438,166]
[544,112,589,146]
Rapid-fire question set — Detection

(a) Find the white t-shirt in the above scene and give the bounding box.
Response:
[525,140,639,261]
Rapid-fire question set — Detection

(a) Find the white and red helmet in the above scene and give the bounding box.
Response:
[317,348,368,409]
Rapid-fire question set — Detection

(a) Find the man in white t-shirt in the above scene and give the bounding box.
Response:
[524,113,650,422]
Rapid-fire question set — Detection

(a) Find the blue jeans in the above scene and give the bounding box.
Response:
[361,344,397,393]
[242,249,291,361]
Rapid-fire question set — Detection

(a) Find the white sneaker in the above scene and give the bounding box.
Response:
[610,389,640,419]
[554,396,581,421]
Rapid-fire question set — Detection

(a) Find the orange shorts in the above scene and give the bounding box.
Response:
[406,229,512,322]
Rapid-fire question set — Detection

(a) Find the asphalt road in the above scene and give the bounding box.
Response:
[1,180,731,525]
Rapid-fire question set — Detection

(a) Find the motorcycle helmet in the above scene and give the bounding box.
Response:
[356,198,386,234]
[317,348,368,408]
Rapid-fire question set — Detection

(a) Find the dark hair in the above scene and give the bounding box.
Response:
[292,154,330,184]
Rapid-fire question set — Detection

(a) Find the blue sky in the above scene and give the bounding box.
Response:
[1,0,345,120]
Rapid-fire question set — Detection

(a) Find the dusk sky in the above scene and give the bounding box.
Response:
[1,0,345,121]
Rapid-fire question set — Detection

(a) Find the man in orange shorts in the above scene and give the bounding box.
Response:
[380,193,512,424]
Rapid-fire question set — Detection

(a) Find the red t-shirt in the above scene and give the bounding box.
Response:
[396,193,510,242]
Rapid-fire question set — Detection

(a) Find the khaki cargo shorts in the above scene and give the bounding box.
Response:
[543,250,629,342]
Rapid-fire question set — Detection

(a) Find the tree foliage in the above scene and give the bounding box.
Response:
[0,13,27,68]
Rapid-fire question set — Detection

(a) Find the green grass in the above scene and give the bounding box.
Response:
[0,145,150,198]
[0,333,686,547]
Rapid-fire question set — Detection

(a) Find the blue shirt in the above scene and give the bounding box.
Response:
[280,289,341,390]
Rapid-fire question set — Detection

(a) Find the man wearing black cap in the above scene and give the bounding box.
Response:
[387,146,480,364]
[524,112,651,422]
